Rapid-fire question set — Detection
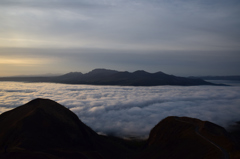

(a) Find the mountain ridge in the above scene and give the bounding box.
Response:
[0,68,226,86]
[190,75,240,81]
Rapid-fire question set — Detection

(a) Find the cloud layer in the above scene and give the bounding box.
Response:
[0,82,240,138]
[1,0,240,50]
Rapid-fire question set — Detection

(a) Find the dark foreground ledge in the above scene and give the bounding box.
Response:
[0,98,239,159]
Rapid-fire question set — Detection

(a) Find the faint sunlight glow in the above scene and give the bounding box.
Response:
[0,37,188,51]
[0,58,48,65]
[0,37,100,49]
[0,57,54,77]
[0,38,64,48]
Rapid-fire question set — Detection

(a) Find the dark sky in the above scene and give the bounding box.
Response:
[0,0,240,76]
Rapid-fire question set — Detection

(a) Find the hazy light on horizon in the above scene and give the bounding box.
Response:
[0,0,240,76]
[0,58,46,65]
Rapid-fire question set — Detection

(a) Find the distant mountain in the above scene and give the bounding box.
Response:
[0,99,239,159]
[190,75,240,81]
[0,68,225,86]
[85,68,118,77]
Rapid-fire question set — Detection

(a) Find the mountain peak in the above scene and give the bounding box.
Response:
[63,72,83,75]
[133,70,149,74]
[27,98,59,106]
[22,98,74,116]
[0,99,135,158]
[154,71,168,75]
[85,68,118,76]
[59,72,83,78]
[0,98,98,155]
[88,68,118,73]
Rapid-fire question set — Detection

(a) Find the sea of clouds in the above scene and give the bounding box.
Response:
[0,82,240,138]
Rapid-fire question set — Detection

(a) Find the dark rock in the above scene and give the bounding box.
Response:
[136,116,239,159]
[0,98,130,159]
[0,99,239,159]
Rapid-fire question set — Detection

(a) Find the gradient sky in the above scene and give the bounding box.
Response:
[1,0,240,76]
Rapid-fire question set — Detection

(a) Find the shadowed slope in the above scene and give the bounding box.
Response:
[137,116,239,159]
[0,99,239,159]
[0,98,131,159]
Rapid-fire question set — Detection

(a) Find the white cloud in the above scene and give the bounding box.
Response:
[0,82,240,138]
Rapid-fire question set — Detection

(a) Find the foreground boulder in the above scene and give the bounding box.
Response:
[0,98,239,159]
[0,98,130,159]
[137,116,239,159]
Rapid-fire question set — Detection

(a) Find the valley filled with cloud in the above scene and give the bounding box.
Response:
[0,82,240,138]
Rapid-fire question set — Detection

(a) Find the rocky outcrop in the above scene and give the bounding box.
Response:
[137,116,239,159]
[0,98,130,159]
[0,99,238,159]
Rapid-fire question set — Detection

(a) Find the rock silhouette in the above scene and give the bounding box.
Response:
[0,99,239,159]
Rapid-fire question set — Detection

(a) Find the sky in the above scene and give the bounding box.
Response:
[1,82,240,138]
[0,0,240,76]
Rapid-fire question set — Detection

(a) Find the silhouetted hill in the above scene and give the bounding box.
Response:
[0,99,239,158]
[0,99,132,159]
[0,68,225,86]
[137,117,239,159]
[190,75,240,81]
[59,72,83,79]
[85,68,118,77]
[229,121,240,147]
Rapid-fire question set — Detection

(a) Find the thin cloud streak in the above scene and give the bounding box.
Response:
[0,0,239,50]
[1,48,239,76]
